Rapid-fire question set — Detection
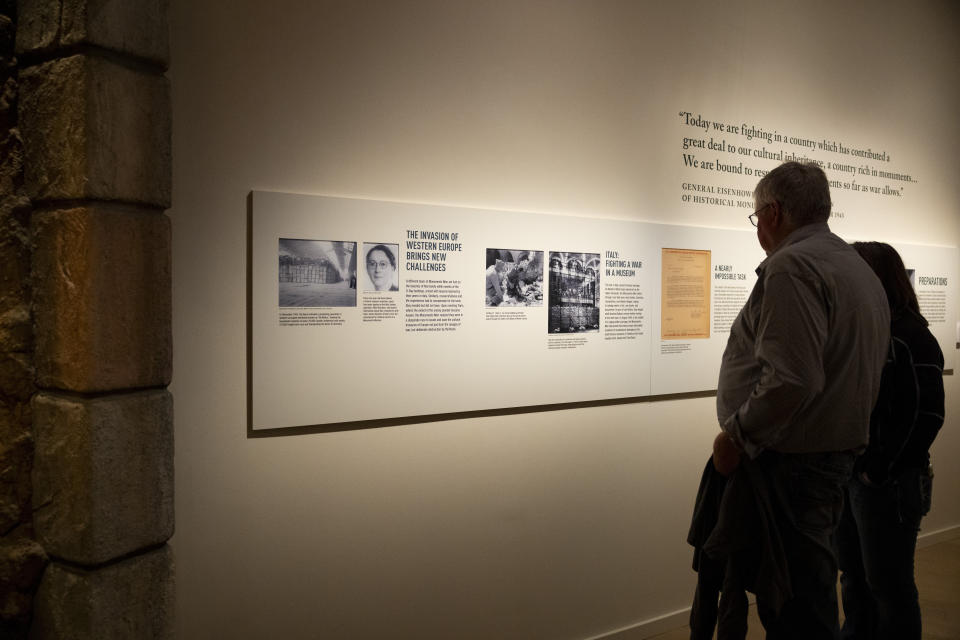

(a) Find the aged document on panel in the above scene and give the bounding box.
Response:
[661,248,711,340]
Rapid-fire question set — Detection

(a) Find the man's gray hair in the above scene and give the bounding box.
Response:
[754,161,831,225]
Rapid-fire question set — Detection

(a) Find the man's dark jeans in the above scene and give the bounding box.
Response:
[689,548,749,640]
[836,467,929,640]
[756,450,855,640]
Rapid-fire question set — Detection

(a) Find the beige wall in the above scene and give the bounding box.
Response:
[170,2,960,638]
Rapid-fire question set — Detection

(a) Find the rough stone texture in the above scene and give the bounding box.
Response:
[0,353,33,533]
[32,390,173,566]
[32,205,171,392]
[0,402,32,535]
[0,200,31,359]
[19,54,171,206]
[31,544,173,639]
[0,351,31,401]
[0,14,14,70]
[12,0,172,635]
[0,6,41,637]
[0,302,29,354]
[0,13,30,352]
[16,0,169,66]
[0,12,30,366]
[0,529,46,636]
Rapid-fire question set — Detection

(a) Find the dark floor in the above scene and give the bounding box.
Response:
[652,534,960,640]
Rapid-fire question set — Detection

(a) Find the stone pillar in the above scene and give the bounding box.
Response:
[15,1,173,637]
[0,2,46,637]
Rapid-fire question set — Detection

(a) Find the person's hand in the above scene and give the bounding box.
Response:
[712,431,742,476]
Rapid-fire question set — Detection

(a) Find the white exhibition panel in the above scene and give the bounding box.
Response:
[252,191,662,429]
[252,191,957,430]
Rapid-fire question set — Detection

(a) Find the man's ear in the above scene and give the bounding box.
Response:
[768,201,783,225]
[769,201,792,232]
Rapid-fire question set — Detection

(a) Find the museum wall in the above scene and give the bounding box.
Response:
[169,2,960,638]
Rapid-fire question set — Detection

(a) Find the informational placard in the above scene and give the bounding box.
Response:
[251,191,958,429]
[884,243,959,372]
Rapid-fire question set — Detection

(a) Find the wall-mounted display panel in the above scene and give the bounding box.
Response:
[251,192,958,430]
[251,191,660,429]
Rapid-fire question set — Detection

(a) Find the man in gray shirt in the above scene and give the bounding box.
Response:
[715,161,889,639]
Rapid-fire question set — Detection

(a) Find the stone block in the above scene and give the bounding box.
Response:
[0,14,13,56]
[14,0,57,52]
[0,353,33,534]
[32,390,173,566]
[0,529,46,633]
[0,198,31,324]
[0,304,30,354]
[0,352,32,401]
[16,0,169,65]
[0,120,25,191]
[0,396,32,533]
[19,54,171,206]
[33,205,171,392]
[31,544,173,639]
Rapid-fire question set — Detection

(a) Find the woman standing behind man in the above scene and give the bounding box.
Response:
[837,242,945,640]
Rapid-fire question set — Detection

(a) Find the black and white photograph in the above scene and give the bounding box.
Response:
[548,251,600,333]
[362,242,400,292]
[485,249,544,307]
[278,238,357,307]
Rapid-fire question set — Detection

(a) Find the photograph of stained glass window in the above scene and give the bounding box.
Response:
[548,251,600,333]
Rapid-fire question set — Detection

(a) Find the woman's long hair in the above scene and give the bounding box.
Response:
[852,241,927,326]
